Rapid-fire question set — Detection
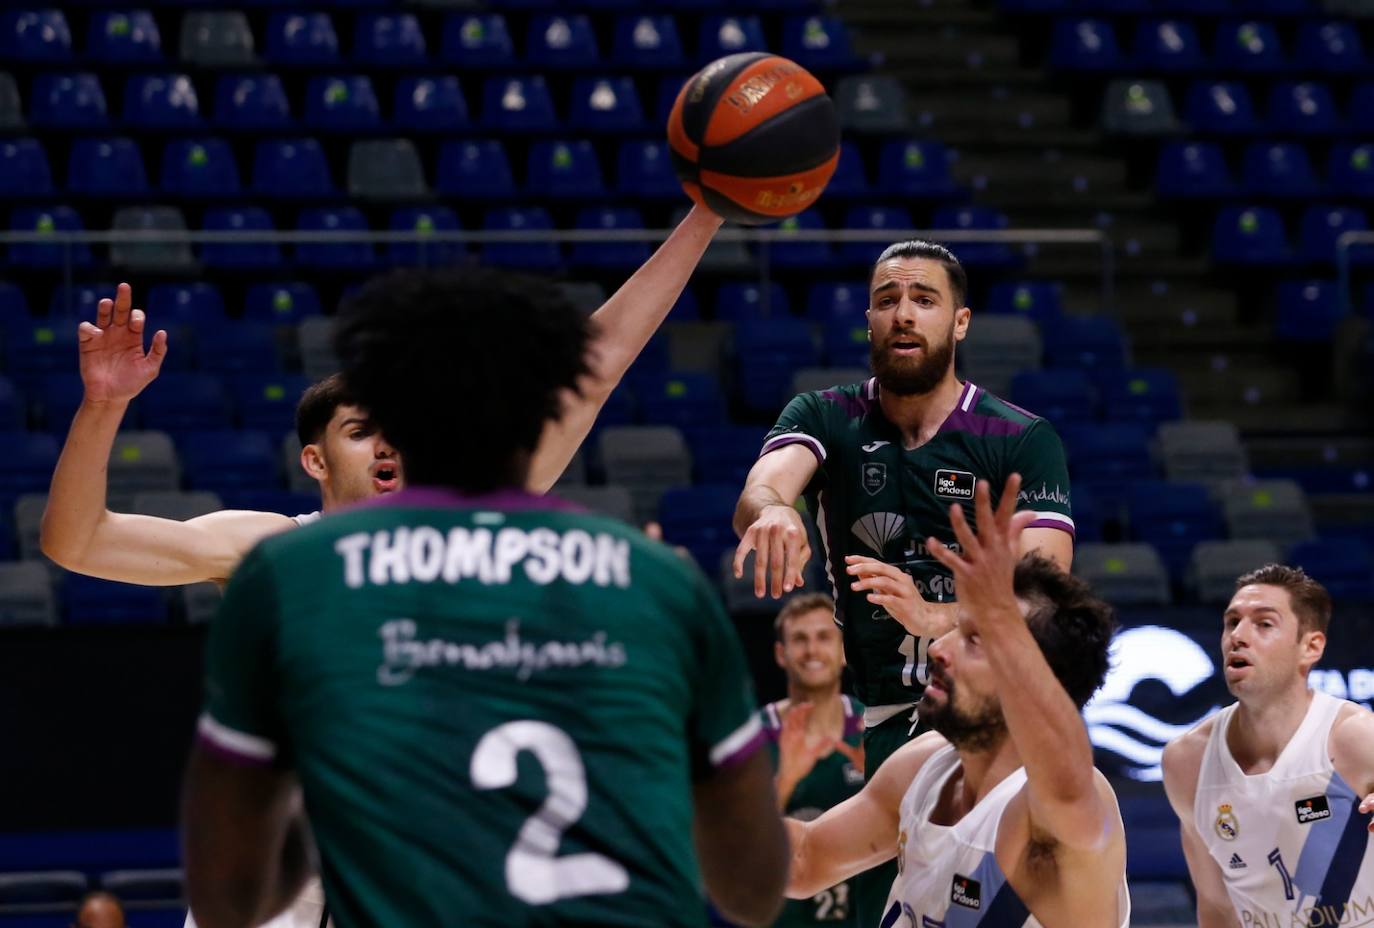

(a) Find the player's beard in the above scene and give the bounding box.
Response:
[870,321,956,397]
[919,672,1008,753]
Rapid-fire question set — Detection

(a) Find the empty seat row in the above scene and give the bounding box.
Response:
[1101,78,1374,136]
[1,10,856,72]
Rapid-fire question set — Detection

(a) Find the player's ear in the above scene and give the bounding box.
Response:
[300,442,328,482]
[1300,629,1326,672]
[953,305,972,342]
[774,640,786,669]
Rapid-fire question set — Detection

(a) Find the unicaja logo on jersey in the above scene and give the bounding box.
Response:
[852,512,905,553]
[1215,803,1240,841]
[950,875,981,910]
[863,463,888,495]
[1295,795,1332,825]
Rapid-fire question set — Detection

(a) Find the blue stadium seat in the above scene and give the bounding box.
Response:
[766,210,833,268]
[876,139,955,198]
[782,15,860,70]
[200,207,280,269]
[1288,538,1374,601]
[481,207,559,269]
[0,139,52,197]
[717,281,791,321]
[803,281,866,324]
[1127,480,1222,580]
[395,76,467,131]
[527,14,598,68]
[620,333,671,390]
[62,574,168,625]
[690,424,765,484]
[3,316,80,388]
[8,206,92,268]
[252,138,333,197]
[569,77,644,132]
[1328,144,1374,198]
[0,281,29,323]
[0,376,22,431]
[354,13,426,66]
[387,206,462,266]
[984,281,1063,324]
[733,317,821,413]
[823,318,870,367]
[305,76,380,130]
[145,282,226,325]
[825,141,870,198]
[138,373,232,433]
[1132,19,1204,72]
[616,140,679,198]
[68,137,147,196]
[87,10,162,63]
[295,207,372,269]
[124,74,200,128]
[527,140,603,198]
[931,205,1016,268]
[1042,316,1127,373]
[196,322,281,376]
[1268,81,1339,136]
[440,14,513,68]
[243,282,321,325]
[214,74,291,130]
[161,139,239,197]
[699,15,767,62]
[840,205,914,264]
[1299,205,1370,264]
[1296,21,1363,73]
[1184,81,1258,135]
[1155,141,1233,199]
[48,283,112,320]
[480,76,557,132]
[266,12,338,65]
[611,15,685,69]
[1349,84,1374,135]
[1215,21,1285,72]
[31,73,108,128]
[1009,370,1096,427]
[639,371,727,429]
[1212,206,1289,264]
[1060,422,1155,494]
[1099,368,1183,426]
[1049,18,1121,71]
[667,287,699,320]
[436,140,515,198]
[654,74,692,128]
[1,9,71,62]
[1275,279,1345,341]
[1241,142,1318,198]
[570,207,649,268]
[658,484,740,571]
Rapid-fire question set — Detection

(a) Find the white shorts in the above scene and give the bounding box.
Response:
[184,877,329,928]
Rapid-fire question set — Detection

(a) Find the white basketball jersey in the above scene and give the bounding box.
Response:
[1195,690,1374,927]
[883,744,1129,928]
[184,877,329,928]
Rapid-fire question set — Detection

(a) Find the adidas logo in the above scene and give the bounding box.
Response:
[1228,853,1247,870]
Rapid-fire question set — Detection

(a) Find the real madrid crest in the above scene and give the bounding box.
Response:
[1215,803,1239,841]
[896,828,908,874]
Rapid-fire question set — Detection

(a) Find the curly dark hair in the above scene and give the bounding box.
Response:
[333,267,593,492]
[294,372,357,447]
[1013,554,1117,709]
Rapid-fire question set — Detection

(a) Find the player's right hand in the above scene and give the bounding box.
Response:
[733,503,810,599]
[78,282,168,404]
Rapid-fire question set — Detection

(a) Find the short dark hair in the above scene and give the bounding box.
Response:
[1013,555,1117,709]
[774,592,836,641]
[295,373,357,447]
[334,267,593,492]
[1235,564,1332,636]
[870,240,968,308]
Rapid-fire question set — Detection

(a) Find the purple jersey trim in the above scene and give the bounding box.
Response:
[760,432,826,464]
[1027,516,1075,538]
[195,731,276,767]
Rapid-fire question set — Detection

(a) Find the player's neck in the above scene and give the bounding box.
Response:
[876,373,965,449]
[781,689,846,734]
[951,737,1022,812]
[1230,684,1315,771]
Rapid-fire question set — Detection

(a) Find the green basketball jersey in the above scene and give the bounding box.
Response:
[198,488,763,928]
[761,379,1073,709]
[763,697,866,928]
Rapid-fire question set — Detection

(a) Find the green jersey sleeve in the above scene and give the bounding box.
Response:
[762,391,830,468]
[687,570,763,778]
[196,543,287,766]
[1010,418,1075,539]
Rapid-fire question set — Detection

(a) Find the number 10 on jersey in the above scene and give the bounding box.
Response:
[899,636,931,688]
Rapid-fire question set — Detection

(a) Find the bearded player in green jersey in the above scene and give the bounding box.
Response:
[763,593,864,928]
[732,240,1074,925]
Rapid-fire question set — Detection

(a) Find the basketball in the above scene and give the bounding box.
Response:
[667,52,840,225]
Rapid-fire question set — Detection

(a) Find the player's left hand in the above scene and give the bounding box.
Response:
[1360,793,1374,831]
[844,556,945,637]
[926,474,1035,628]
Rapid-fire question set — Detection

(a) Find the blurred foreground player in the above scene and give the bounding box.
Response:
[784,477,1128,927]
[1162,566,1374,928]
[181,268,788,928]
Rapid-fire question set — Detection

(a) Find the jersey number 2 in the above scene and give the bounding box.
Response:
[471,720,630,905]
[899,635,931,687]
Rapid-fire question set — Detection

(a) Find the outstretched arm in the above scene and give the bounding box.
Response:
[732,445,819,599]
[40,284,295,585]
[526,205,723,492]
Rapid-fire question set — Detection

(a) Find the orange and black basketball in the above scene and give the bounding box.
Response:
[667,52,840,225]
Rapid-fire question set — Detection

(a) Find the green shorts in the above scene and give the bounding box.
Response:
[854,708,928,928]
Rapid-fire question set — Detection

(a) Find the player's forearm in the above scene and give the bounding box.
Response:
[40,399,128,566]
[1197,900,1242,928]
[734,486,789,536]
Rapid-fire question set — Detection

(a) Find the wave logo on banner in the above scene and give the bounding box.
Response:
[1085,625,1221,782]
